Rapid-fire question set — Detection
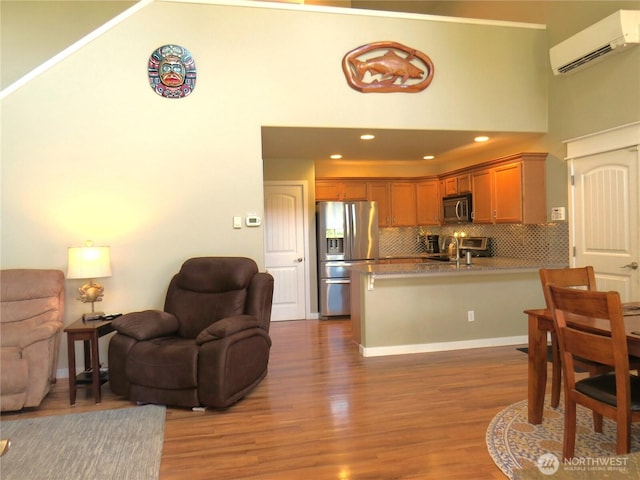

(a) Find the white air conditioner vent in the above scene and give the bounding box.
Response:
[550,10,640,75]
[557,45,614,74]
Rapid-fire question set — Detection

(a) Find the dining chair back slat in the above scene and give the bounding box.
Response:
[540,267,596,309]
[563,330,615,367]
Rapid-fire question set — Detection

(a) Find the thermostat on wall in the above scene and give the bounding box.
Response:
[551,207,566,221]
[246,215,261,227]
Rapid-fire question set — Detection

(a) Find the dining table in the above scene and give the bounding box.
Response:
[525,301,640,424]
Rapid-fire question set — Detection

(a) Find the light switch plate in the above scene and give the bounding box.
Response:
[233,216,242,229]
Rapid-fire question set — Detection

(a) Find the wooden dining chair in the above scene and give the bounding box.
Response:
[548,284,640,459]
[539,267,606,409]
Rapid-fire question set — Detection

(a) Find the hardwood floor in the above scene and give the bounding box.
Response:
[1,319,536,479]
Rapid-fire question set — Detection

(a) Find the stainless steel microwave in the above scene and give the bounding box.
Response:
[442,193,472,223]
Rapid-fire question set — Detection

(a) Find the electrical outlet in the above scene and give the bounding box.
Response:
[467,310,475,322]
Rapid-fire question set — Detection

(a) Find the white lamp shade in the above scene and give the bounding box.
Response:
[67,245,112,279]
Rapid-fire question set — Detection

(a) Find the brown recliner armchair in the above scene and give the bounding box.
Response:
[1,269,65,412]
[108,257,274,408]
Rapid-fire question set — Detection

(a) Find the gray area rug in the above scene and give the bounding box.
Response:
[0,405,165,480]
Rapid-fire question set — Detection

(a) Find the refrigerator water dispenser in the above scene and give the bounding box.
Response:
[326,237,344,255]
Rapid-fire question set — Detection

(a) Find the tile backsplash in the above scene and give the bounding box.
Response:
[379,222,569,265]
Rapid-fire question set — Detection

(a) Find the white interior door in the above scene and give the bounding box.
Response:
[264,183,307,321]
[571,147,639,302]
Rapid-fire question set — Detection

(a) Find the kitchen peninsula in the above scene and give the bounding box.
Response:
[350,258,561,357]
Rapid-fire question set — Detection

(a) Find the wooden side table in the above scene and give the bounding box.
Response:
[64,318,114,405]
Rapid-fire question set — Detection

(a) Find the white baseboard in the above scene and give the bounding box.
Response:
[359,335,528,357]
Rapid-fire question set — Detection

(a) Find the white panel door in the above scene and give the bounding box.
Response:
[264,183,307,321]
[571,147,639,301]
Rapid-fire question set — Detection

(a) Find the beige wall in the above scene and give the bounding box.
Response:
[0,1,136,89]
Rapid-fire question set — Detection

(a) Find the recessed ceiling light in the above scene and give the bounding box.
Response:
[330,154,343,159]
[360,134,375,140]
[474,136,490,142]
[423,155,435,160]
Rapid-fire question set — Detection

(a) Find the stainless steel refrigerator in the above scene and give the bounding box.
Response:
[317,201,379,317]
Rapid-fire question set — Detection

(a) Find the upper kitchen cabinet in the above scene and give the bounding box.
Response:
[367,181,417,227]
[470,169,493,223]
[391,182,417,226]
[442,173,471,196]
[416,179,441,226]
[367,182,391,226]
[316,179,367,201]
[470,153,547,224]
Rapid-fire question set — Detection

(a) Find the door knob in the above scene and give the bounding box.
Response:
[296,257,303,263]
[621,261,638,270]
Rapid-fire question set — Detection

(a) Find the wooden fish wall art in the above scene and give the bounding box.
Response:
[342,41,434,93]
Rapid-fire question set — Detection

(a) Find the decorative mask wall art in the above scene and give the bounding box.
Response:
[342,41,434,93]
[148,44,196,98]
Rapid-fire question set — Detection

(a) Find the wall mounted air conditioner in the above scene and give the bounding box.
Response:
[550,10,640,75]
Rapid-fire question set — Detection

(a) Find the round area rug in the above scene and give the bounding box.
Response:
[486,396,640,479]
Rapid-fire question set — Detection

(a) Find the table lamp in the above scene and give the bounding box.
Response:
[67,241,112,321]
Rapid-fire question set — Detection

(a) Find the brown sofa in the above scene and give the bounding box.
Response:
[1,269,65,411]
[108,257,274,408]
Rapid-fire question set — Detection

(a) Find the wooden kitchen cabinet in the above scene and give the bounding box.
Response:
[316,181,340,200]
[470,169,493,223]
[444,177,457,196]
[443,173,470,196]
[366,181,416,227]
[459,174,471,193]
[366,182,391,226]
[416,179,440,225]
[493,162,524,223]
[316,152,546,225]
[391,182,417,226]
[316,180,367,201]
[470,154,546,224]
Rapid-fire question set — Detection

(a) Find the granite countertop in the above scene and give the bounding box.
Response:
[350,257,567,277]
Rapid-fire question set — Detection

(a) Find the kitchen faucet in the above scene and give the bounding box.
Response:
[442,235,459,262]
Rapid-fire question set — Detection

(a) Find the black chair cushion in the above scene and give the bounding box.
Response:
[575,373,640,411]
